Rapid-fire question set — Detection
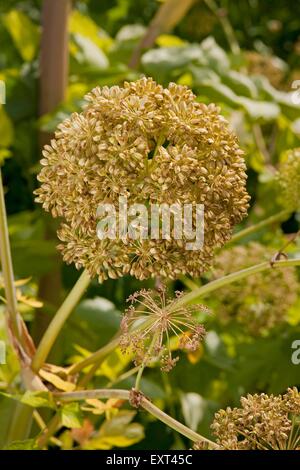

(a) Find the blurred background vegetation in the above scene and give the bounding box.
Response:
[0,0,300,450]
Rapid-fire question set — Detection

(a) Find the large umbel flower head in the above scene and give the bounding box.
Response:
[211,387,300,450]
[35,78,250,282]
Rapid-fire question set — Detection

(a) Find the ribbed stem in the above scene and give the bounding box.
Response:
[68,257,300,377]
[31,269,91,372]
[0,169,21,343]
[56,388,218,448]
[230,209,291,244]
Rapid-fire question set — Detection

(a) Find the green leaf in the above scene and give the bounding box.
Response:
[200,37,230,73]
[237,96,280,122]
[0,391,56,410]
[191,66,280,122]
[60,403,83,429]
[65,297,121,354]
[0,105,14,148]
[142,45,205,80]
[2,10,40,62]
[221,70,258,99]
[3,439,37,450]
[83,411,144,450]
[73,34,109,69]
[69,10,112,53]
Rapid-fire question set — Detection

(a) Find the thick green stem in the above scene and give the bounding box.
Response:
[55,388,218,448]
[69,257,300,376]
[0,169,21,344]
[175,258,300,307]
[31,269,91,372]
[230,209,291,244]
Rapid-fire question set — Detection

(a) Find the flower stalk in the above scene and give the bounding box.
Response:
[55,388,219,448]
[68,256,300,377]
[230,209,291,244]
[0,168,22,344]
[31,269,91,372]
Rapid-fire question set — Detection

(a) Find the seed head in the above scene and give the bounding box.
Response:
[120,286,207,372]
[35,78,250,282]
[211,387,300,450]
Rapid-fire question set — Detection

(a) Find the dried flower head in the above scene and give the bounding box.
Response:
[120,286,207,372]
[211,387,300,450]
[35,78,249,282]
[277,148,300,212]
[213,242,298,336]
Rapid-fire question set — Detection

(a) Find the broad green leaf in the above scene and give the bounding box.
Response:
[69,10,112,53]
[60,403,83,429]
[142,45,205,80]
[191,67,280,121]
[73,34,109,69]
[0,105,14,148]
[2,10,40,62]
[0,391,55,410]
[238,96,280,122]
[65,297,121,354]
[200,37,230,73]
[254,76,300,120]
[221,70,258,98]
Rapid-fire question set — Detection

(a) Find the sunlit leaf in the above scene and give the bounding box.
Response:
[2,10,40,62]
[60,403,83,429]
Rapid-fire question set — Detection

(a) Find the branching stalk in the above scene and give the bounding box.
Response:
[55,388,219,448]
[68,257,300,376]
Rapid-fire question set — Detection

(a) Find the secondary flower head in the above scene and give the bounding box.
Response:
[213,242,298,336]
[35,78,249,282]
[277,148,300,212]
[120,286,207,372]
[211,387,300,450]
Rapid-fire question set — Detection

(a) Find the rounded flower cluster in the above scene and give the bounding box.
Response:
[213,242,298,336]
[211,387,300,450]
[35,78,249,282]
[277,148,300,212]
